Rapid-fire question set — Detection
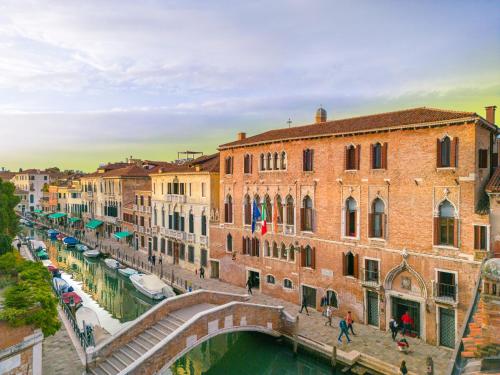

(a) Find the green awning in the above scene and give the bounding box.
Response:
[86,219,103,229]
[34,209,43,213]
[48,212,67,219]
[114,231,132,239]
[69,217,81,223]
[40,212,51,216]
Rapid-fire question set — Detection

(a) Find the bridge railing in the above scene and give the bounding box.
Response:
[87,290,250,363]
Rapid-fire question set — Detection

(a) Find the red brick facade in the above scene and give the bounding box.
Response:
[210,107,498,346]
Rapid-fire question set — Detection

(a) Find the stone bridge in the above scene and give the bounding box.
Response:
[86,290,297,375]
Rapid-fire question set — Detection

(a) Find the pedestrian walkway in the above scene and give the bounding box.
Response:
[51,227,452,374]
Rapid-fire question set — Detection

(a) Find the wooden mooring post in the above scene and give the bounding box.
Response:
[293,315,299,356]
[331,345,337,370]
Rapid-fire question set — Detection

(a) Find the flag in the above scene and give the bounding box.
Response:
[261,201,267,235]
[251,199,260,233]
[273,198,279,233]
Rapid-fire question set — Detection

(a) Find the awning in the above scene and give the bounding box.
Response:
[114,231,132,239]
[40,212,51,217]
[86,219,103,229]
[48,212,67,219]
[69,217,81,223]
[34,209,43,213]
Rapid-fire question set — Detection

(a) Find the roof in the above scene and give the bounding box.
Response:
[102,164,151,178]
[149,153,220,175]
[219,107,486,149]
[486,167,500,193]
[0,171,15,181]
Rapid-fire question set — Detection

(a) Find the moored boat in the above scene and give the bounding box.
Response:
[62,291,82,309]
[56,233,66,241]
[83,249,100,258]
[117,267,138,277]
[53,277,74,294]
[75,244,88,252]
[129,274,175,300]
[63,236,79,247]
[104,258,120,270]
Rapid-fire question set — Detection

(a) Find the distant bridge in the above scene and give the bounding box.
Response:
[86,290,297,375]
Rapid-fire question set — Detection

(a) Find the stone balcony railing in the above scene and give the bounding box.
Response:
[186,233,196,243]
[200,235,208,246]
[165,229,186,241]
[433,281,458,305]
[361,268,381,289]
[165,194,187,203]
[284,224,295,235]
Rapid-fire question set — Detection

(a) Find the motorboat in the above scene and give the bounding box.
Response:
[104,258,120,270]
[75,305,101,333]
[47,229,58,240]
[63,237,79,247]
[37,250,49,260]
[129,274,175,300]
[62,291,82,309]
[75,244,88,252]
[56,233,66,241]
[19,218,33,227]
[53,277,74,294]
[83,249,100,258]
[118,267,138,277]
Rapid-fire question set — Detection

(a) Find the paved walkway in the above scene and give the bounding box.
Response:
[47,226,452,374]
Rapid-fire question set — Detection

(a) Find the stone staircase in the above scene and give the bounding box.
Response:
[88,314,185,375]
[462,300,500,359]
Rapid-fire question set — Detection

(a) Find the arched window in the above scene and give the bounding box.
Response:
[273,152,279,170]
[283,279,293,289]
[275,195,283,224]
[346,145,357,170]
[345,197,357,237]
[244,154,252,174]
[153,208,158,226]
[160,238,166,253]
[251,237,260,257]
[272,241,279,258]
[289,244,295,262]
[264,240,270,257]
[372,143,382,169]
[264,195,272,223]
[225,156,233,175]
[243,194,252,225]
[343,251,357,277]
[260,154,265,171]
[326,290,338,308]
[439,136,451,167]
[201,211,207,236]
[226,234,232,252]
[224,195,233,223]
[266,153,272,170]
[437,200,456,246]
[286,195,294,226]
[267,275,275,284]
[280,151,287,170]
[301,195,313,231]
[303,149,313,171]
[370,198,385,238]
[302,245,314,268]
[280,243,287,259]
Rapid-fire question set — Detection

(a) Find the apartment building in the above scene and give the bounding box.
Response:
[210,106,498,347]
[11,169,50,212]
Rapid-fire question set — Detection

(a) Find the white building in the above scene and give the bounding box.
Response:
[11,170,50,212]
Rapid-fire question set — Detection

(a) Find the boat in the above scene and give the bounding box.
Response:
[75,244,88,252]
[47,229,58,239]
[52,277,74,294]
[63,237,79,247]
[104,258,120,270]
[19,218,33,227]
[83,249,100,258]
[118,267,139,277]
[56,233,66,241]
[37,250,49,260]
[41,259,53,267]
[129,274,175,300]
[75,306,101,332]
[62,291,82,309]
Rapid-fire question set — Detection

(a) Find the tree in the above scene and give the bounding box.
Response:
[0,179,20,254]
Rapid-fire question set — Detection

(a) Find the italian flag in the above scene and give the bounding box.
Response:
[261,202,267,235]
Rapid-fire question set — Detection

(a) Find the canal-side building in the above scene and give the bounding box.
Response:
[11,169,51,212]
[131,189,153,254]
[210,106,498,347]
[150,153,220,275]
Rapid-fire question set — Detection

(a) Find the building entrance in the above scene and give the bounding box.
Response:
[248,270,260,289]
[302,285,317,309]
[391,296,421,337]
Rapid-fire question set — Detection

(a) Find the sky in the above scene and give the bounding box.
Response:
[0,0,499,172]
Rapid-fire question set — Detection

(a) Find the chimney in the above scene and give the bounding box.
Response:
[237,132,246,140]
[315,106,327,123]
[485,105,496,124]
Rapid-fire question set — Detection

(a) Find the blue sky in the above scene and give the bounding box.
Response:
[0,0,499,171]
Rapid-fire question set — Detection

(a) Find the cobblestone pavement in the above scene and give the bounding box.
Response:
[46,228,453,374]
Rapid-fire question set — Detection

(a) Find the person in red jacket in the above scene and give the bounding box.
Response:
[401,311,413,336]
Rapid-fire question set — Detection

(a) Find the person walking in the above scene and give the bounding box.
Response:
[346,311,356,335]
[152,254,156,266]
[389,316,399,341]
[199,266,205,279]
[246,276,253,295]
[401,311,413,336]
[148,254,152,264]
[324,305,333,326]
[338,318,351,344]
[299,296,309,316]
[399,360,408,375]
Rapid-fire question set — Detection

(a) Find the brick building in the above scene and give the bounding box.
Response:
[210,106,498,347]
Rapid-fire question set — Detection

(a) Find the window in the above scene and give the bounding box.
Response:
[345,144,360,170]
[260,154,265,171]
[276,195,283,224]
[371,142,387,169]
[161,208,165,227]
[343,252,359,278]
[154,208,158,226]
[224,195,233,223]
[250,237,260,257]
[264,240,270,256]
[364,259,379,283]
[345,197,357,237]
[280,243,287,260]
[434,200,456,247]
[188,246,195,263]
[160,238,166,253]
[201,249,208,267]
[289,245,295,262]
[179,243,185,260]
[226,234,233,252]
[264,195,272,223]
[301,195,313,231]
[369,198,385,238]
[225,156,233,175]
[280,152,287,170]
[437,136,458,168]
[437,271,457,301]
[242,236,250,255]
[167,240,173,256]
[273,152,279,170]
[474,225,487,250]
[286,195,294,226]
[244,154,252,174]
[189,212,194,233]
[153,237,158,251]
[479,149,488,169]
[303,149,314,171]
[267,275,275,284]
[244,194,252,225]
[266,153,272,170]
[326,290,338,308]
[301,245,315,268]
[201,182,206,198]
[272,241,279,258]
[283,279,293,289]
[201,214,207,236]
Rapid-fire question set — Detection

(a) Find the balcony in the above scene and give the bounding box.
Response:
[200,235,208,246]
[361,268,380,288]
[138,205,151,214]
[133,204,138,211]
[165,229,186,241]
[433,282,457,304]
[284,224,295,235]
[145,227,152,235]
[165,194,187,203]
[186,233,195,243]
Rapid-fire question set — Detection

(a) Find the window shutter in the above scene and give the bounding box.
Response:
[381,213,387,239]
[242,237,245,254]
[353,210,357,237]
[228,203,233,223]
[370,144,374,169]
[382,142,388,169]
[311,247,316,269]
[436,139,442,168]
[300,246,306,267]
[342,253,347,275]
[433,217,440,245]
[180,217,185,231]
[250,155,253,173]
[224,203,229,223]
[368,213,374,237]
[453,219,459,248]
[300,207,305,230]
[474,226,480,249]
[302,150,306,171]
[344,146,348,170]
[451,137,459,168]
[345,208,350,236]
[353,254,359,278]
[356,144,361,170]
[180,183,184,195]
[310,149,314,171]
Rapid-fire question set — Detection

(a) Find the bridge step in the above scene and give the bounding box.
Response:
[156,320,176,333]
[114,351,134,366]
[145,328,164,341]
[98,361,117,375]
[135,335,157,349]
[150,324,171,336]
[118,347,139,362]
[127,341,148,355]
[107,356,127,372]
[88,368,108,375]
[142,330,162,344]
[168,313,186,325]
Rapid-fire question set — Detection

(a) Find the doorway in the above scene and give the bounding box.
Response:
[439,307,456,348]
[391,297,421,337]
[210,261,219,279]
[302,285,317,309]
[248,270,260,289]
[173,242,179,264]
[367,291,379,327]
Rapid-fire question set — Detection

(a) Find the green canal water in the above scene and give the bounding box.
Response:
[26,226,348,374]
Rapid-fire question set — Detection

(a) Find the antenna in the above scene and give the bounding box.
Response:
[286,118,292,128]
